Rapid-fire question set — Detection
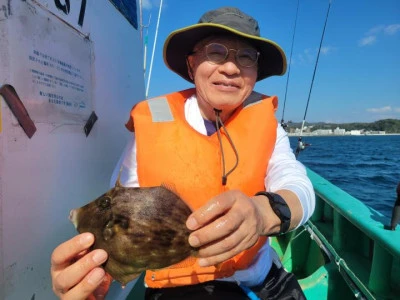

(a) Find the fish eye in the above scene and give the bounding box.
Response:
[97,196,111,209]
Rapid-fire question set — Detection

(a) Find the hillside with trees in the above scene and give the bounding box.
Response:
[287,119,400,134]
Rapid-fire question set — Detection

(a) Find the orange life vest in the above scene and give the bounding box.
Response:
[126,88,278,288]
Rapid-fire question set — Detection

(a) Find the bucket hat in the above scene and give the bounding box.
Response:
[163,6,287,83]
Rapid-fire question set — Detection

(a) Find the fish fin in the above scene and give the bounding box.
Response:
[161,182,194,212]
[115,165,124,188]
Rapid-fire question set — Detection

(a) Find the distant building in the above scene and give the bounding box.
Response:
[287,125,389,137]
[334,127,346,135]
[312,129,332,135]
[366,131,386,135]
[350,130,362,135]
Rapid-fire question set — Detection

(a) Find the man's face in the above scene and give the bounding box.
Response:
[188,36,258,117]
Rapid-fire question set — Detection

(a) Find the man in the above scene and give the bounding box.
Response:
[51,7,315,299]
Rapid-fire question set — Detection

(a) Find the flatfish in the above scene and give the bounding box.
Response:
[69,178,196,285]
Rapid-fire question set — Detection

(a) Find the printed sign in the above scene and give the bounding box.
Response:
[4,2,93,125]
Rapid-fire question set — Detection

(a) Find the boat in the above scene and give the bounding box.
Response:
[1,1,399,299]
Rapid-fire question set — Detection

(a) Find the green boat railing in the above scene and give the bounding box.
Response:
[273,168,400,299]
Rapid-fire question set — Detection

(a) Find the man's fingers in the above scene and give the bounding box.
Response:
[60,267,107,300]
[186,194,234,230]
[196,230,259,267]
[188,210,241,247]
[51,233,95,272]
[53,249,108,295]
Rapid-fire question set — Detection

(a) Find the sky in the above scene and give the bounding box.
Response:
[139,0,400,123]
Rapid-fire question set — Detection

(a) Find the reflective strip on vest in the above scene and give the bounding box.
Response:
[147,97,174,122]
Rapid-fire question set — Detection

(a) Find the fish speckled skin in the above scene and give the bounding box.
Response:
[69,183,196,285]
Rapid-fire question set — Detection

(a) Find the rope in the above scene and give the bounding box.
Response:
[214,109,239,186]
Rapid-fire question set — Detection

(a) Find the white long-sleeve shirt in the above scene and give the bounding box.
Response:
[110,94,315,286]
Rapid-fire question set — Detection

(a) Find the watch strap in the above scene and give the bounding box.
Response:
[255,191,291,235]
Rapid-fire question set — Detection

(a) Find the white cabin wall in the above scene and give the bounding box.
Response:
[0,0,145,299]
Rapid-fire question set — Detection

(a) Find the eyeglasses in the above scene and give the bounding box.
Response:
[192,43,260,68]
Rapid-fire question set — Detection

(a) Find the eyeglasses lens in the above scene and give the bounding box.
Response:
[205,43,258,67]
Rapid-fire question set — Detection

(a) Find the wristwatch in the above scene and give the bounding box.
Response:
[255,191,291,235]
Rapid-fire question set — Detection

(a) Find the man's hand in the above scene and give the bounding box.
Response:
[186,190,275,267]
[51,233,112,300]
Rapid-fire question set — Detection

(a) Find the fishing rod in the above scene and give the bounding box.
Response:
[295,0,332,158]
[281,0,300,131]
[304,222,370,299]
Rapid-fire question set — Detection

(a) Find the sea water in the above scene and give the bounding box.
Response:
[289,135,400,218]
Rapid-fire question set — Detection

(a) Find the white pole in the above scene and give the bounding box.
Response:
[145,0,163,99]
[143,14,151,80]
